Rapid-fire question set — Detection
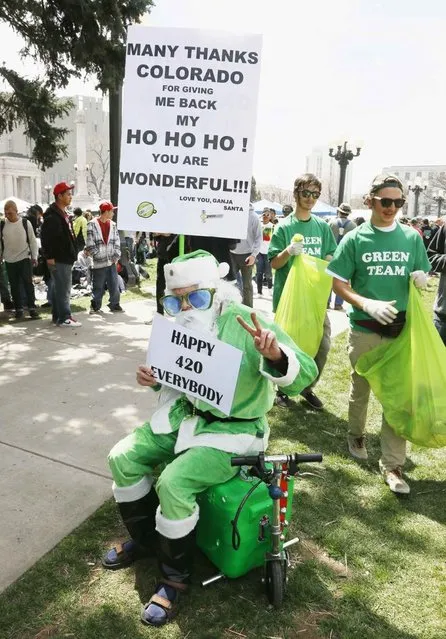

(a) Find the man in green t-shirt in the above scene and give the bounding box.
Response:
[268,173,337,410]
[327,174,431,495]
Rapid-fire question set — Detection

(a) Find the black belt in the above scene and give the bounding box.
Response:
[192,406,258,424]
[354,311,406,338]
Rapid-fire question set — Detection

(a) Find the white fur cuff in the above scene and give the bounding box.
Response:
[155,504,200,539]
[112,475,153,503]
[260,342,300,387]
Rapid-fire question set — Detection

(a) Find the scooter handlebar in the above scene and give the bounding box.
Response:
[231,452,323,467]
[294,453,323,464]
[231,455,259,467]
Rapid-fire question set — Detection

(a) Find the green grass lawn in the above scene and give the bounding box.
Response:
[1,282,445,639]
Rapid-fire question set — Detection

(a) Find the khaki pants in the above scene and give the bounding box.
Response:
[305,314,331,391]
[348,330,406,470]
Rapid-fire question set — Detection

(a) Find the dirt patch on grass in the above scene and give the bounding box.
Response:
[297,536,351,579]
[289,610,337,639]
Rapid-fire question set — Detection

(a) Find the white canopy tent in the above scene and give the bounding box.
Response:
[252,199,283,214]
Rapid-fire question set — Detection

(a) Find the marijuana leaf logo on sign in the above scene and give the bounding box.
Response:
[137,201,157,218]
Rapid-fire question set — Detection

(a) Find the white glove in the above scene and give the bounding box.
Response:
[410,270,428,289]
[287,241,303,256]
[362,299,398,325]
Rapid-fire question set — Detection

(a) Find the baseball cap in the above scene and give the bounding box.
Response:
[337,202,352,215]
[370,174,404,194]
[99,201,117,213]
[53,182,74,196]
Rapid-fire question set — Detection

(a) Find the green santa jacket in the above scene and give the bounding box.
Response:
[150,301,318,455]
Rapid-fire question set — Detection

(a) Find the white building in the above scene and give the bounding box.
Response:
[306,145,352,206]
[0,153,42,204]
[0,95,110,209]
[381,164,446,217]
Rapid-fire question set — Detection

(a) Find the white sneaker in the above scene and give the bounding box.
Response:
[347,435,368,460]
[60,317,82,327]
[379,460,410,494]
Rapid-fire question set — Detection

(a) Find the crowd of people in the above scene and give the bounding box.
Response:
[0,183,129,326]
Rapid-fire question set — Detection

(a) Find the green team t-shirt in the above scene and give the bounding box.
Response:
[268,215,337,311]
[328,221,431,330]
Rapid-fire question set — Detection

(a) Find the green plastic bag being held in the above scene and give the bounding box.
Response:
[275,235,333,358]
[356,281,446,448]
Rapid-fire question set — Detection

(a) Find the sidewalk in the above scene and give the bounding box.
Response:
[0,293,349,592]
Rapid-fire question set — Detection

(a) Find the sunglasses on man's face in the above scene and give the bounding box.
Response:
[373,196,406,209]
[161,288,216,316]
[299,189,320,199]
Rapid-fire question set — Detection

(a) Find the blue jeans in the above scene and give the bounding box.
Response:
[91,264,120,310]
[49,262,73,324]
[434,317,446,346]
[334,290,344,307]
[255,253,272,293]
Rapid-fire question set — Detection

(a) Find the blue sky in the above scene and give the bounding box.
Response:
[1,0,446,193]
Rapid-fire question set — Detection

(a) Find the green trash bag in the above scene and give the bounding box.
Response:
[275,253,332,357]
[356,281,446,448]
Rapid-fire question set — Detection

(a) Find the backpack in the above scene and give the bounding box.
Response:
[0,218,31,255]
[335,218,349,244]
[75,228,86,251]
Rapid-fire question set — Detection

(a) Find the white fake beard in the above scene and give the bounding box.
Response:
[175,305,218,335]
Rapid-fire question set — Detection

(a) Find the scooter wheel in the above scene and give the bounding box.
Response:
[265,560,286,608]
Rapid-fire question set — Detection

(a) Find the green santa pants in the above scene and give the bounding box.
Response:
[108,421,238,532]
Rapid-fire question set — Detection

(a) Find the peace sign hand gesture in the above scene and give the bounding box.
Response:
[237,312,282,362]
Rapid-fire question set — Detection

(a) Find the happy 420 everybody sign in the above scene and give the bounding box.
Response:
[118,26,262,238]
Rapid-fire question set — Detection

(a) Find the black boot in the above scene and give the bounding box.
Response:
[102,489,159,570]
[141,531,195,627]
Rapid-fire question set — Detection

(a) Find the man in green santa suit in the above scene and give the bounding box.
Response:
[102,250,317,627]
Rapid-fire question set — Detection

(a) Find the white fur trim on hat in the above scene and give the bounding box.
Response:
[164,256,228,290]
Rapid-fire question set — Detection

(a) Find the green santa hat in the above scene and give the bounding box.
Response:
[164,250,230,290]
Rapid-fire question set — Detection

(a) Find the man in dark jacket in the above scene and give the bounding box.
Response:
[427,218,446,344]
[25,204,43,236]
[151,233,179,314]
[40,182,82,327]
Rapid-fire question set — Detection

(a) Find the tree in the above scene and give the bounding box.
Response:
[250,176,260,202]
[323,181,338,207]
[0,0,154,169]
[87,142,110,200]
[423,172,446,216]
[0,68,73,169]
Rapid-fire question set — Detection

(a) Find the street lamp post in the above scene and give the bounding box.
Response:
[433,190,445,218]
[44,184,52,204]
[328,140,362,205]
[408,180,427,218]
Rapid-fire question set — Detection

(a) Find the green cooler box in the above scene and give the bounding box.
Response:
[196,470,295,579]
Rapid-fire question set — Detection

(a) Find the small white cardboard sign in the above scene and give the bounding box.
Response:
[147,313,243,415]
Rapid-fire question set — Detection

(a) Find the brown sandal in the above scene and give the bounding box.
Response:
[140,581,187,627]
[101,540,145,570]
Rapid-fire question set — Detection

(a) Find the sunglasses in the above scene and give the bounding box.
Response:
[299,189,320,199]
[373,196,406,209]
[161,288,216,316]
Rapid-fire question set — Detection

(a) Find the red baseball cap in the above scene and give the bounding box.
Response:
[99,201,117,213]
[53,181,74,196]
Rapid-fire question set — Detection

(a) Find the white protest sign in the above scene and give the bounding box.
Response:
[147,314,242,415]
[118,26,262,238]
